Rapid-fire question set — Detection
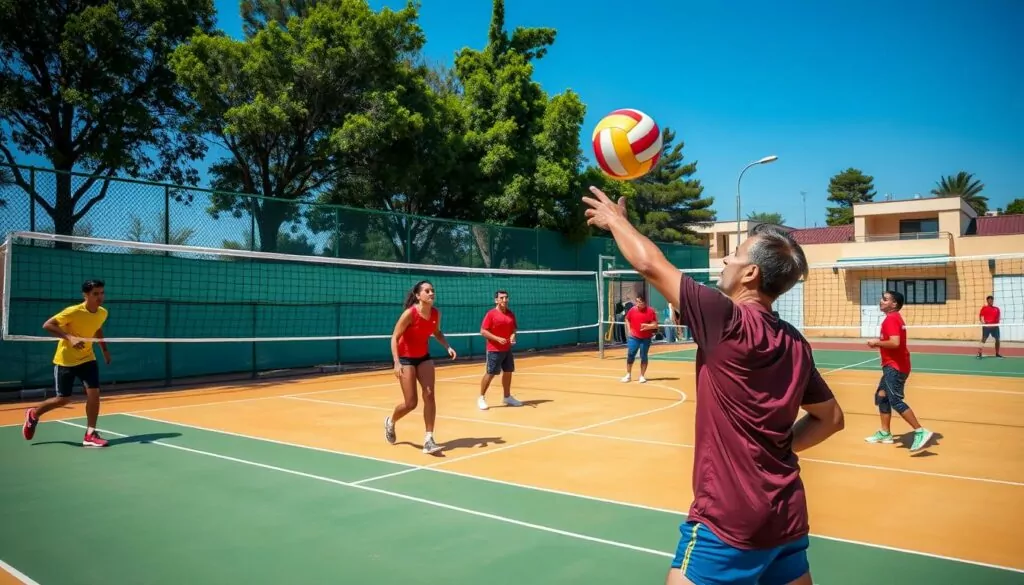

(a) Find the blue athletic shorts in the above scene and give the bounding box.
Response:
[671,522,809,585]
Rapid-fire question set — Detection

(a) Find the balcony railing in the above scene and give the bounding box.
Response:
[857,231,953,243]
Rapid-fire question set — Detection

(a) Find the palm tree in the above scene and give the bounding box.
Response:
[931,171,988,215]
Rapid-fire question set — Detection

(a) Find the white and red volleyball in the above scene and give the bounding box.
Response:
[592,109,663,180]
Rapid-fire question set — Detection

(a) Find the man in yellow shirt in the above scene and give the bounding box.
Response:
[22,279,111,447]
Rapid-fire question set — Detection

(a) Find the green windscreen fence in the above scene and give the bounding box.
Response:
[1,238,602,389]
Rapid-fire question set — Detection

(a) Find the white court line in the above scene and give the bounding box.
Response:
[349,381,688,486]
[0,560,40,585]
[76,414,1024,576]
[54,420,673,560]
[284,394,1024,488]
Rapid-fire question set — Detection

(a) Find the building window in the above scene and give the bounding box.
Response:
[899,218,939,239]
[886,279,946,305]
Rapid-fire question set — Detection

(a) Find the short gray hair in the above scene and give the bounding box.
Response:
[746,223,808,300]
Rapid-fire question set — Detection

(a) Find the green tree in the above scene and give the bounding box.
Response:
[171,0,426,252]
[826,168,876,226]
[748,211,785,225]
[0,0,215,247]
[931,171,988,215]
[454,0,585,233]
[241,0,317,36]
[618,128,715,244]
[1005,198,1024,215]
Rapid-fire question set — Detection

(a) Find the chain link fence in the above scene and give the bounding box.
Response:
[0,163,709,271]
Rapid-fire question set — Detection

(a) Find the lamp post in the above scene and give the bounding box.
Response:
[735,155,779,244]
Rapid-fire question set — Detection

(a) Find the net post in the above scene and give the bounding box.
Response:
[1,233,11,339]
[597,254,616,359]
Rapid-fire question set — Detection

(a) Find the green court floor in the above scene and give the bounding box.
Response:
[1,415,1021,584]
[651,347,1024,377]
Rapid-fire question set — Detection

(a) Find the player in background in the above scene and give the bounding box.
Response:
[478,290,522,410]
[978,295,1003,358]
[22,279,111,448]
[583,186,845,585]
[865,290,935,452]
[621,294,659,383]
[385,280,457,455]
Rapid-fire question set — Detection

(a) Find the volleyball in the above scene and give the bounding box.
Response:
[592,109,663,180]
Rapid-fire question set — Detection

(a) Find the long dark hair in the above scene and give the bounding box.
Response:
[404,280,432,308]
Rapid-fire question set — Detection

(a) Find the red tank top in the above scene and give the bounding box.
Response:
[397,306,439,358]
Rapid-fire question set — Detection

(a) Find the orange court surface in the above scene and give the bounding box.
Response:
[1,343,1023,584]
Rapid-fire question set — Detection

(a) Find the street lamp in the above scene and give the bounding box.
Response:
[736,155,779,244]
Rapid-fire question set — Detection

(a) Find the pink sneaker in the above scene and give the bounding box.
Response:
[83,431,108,448]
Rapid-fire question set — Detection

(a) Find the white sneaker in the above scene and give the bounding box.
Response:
[639,376,647,384]
[620,374,631,383]
[477,396,489,410]
[503,395,522,407]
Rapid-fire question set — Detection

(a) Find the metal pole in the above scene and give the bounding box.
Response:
[597,254,615,359]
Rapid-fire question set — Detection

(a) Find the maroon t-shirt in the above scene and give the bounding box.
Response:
[677,274,835,550]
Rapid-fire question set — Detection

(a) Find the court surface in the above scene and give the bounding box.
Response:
[1,345,1023,584]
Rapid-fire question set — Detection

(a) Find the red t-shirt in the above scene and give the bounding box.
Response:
[397,306,438,358]
[879,312,911,374]
[625,306,658,340]
[481,308,517,352]
[676,274,835,550]
[980,306,1000,325]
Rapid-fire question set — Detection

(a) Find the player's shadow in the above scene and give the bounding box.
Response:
[396,436,506,457]
[32,432,182,448]
[894,431,943,457]
[507,399,552,408]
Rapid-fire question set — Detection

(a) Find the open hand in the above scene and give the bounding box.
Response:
[582,186,628,231]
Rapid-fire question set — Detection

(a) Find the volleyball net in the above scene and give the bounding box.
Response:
[1,232,601,386]
[599,253,1024,356]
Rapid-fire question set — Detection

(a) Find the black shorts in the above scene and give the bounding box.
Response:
[982,326,1000,341]
[485,351,515,375]
[398,354,432,367]
[53,360,100,397]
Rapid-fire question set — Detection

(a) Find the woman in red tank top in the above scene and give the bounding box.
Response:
[385,280,456,455]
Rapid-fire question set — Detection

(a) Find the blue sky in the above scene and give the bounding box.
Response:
[7,0,1022,237]
[286,0,1022,228]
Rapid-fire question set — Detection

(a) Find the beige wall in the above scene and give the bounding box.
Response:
[954,234,1024,256]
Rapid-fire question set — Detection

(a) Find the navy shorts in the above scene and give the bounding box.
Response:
[53,360,100,398]
[671,522,809,585]
[982,326,1000,342]
[485,351,515,375]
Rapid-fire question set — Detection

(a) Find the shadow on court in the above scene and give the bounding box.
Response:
[395,436,506,457]
[32,432,183,448]
[895,431,944,457]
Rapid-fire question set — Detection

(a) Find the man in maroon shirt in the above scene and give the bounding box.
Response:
[865,290,934,452]
[977,295,1003,358]
[583,187,846,585]
[478,290,523,410]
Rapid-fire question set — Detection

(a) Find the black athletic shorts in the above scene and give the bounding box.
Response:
[485,350,515,375]
[398,354,432,367]
[53,360,100,397]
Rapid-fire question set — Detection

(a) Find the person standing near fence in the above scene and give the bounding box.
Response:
[620,294,659,383]
[22,279,111,448]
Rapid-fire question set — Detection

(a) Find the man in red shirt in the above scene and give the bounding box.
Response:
[621,294,660,383]
[865,290,934,452]
[583,187,845,585]
[978,295,1003,359]
[478,290,523,410]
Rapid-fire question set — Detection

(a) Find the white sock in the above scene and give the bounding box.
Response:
[425,432,434,441]
[87,427,95,435]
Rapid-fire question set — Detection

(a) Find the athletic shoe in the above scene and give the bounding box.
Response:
[502,395,522,407]
[910,428,934,452]
[422,436,442,454]
[864,430,894,444]
[83,431,108,448]
[384,416,396,445]
[22,409,38,441]
[477,396,489,410]
[620,374,631,383]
